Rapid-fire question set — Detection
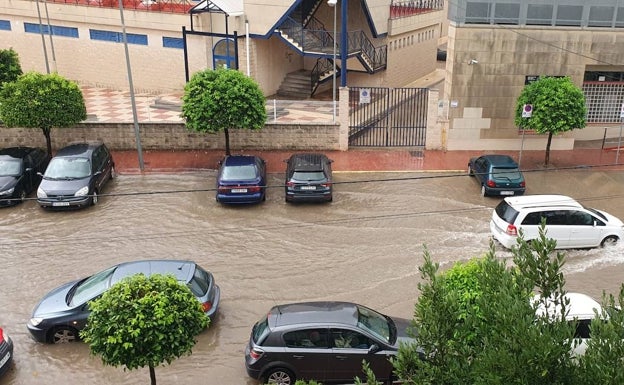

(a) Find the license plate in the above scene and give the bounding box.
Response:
[0,351,10,367]
[300,186,316,190]
[52,201,70,206]
[500,191,514,196]
[231,188,247,193]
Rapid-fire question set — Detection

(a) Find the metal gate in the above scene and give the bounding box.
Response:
[349,87,428,147]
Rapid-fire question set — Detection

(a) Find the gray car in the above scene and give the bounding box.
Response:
[245,301,418,384]
[27,260,220,344]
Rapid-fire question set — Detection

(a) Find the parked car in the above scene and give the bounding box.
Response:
[468,154,525,197]
[27,259,220,344]
[37,142,115,209]
[245,301,420,384]
[216,155,267,204]
[0,147,49,207]
[0,327,13,377]
[284,153,333,203]
[490,194,624,249]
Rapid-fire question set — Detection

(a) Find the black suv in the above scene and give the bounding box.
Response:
[284,153,333,202]
[244,301,418,384]
[37,142,114,209]
[0,147,49,206]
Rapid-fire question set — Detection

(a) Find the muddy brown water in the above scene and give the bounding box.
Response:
[1,170,623,384]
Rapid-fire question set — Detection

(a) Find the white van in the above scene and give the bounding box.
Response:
[490,195,624,249]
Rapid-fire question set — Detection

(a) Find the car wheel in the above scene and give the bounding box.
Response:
[601,235,618,247]
[468,165,473,176]
[92,190,98,206]
[264,368,295,385]
[50,326,79,344]
[481,185,487,197]
[19,189,26,202]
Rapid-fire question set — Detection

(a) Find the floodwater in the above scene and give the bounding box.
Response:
[1,169,623,384]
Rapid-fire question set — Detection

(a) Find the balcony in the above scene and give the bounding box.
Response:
[43,0,193,13]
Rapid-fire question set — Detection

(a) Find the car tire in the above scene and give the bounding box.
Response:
[92,190,98,206]
[50,326,79,344]
[481,185,487,197]
[19,189,26,202]
[601,235,618,247]
[264,367,295,385]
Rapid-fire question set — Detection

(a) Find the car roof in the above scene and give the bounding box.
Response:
[55,142,104,157]
[223,155,261,166]
[270,301,359,328]
[503,195,581,210]
[479,154,518,166]
[110,259,196,286]
[288,153,330,171]
[0,147,39,159]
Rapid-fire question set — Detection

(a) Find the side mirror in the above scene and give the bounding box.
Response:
[25,167,33,172]
[367,344,380,354]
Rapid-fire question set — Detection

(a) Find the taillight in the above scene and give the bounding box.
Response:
[248,186,261,193]
[202,302,212,313]
[321,182,332,188]
[286,181,295,189]
[0,328,4,344]
[218,186,229,193]
[249,347,264,360]
[506,224,518,236]
[520,181,526,187]
[486,180,496,188]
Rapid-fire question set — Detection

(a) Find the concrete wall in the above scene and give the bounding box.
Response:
[444,23,624,150]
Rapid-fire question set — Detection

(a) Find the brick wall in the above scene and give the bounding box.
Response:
[0,123,342,152]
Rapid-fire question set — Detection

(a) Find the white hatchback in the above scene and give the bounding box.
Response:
[490,195,624,249]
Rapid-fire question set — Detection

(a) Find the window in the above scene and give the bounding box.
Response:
[213,38,235,69]
[526,4,553,26]
[493,3,520,25]
[522,212,543,226]
[24,22,78,38]
[163,36,184,49]
[465,2,491,24]
[283,329,329,348]
[568,211,593,226]
[572,319,592,339]
[555,5,582,27]
[90,29,147,45]
[0,20,10,31]
[588,6,615,27]
[331,329,372,349]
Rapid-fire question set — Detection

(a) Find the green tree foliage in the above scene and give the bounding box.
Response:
[514,76,586,166]
[354,360,382,385]
[181,68,266,155]
[0,72,86,157]
[394,225,579,385]
[0,48,22,87]
[80,274,209,385]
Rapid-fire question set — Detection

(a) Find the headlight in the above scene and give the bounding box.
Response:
[37,187,47,198]
[29,318,43,326]
[0,188,14,196]
[74,186,89,197]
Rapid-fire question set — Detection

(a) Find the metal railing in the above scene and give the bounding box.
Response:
[42,0,192,13]
[390,0,445,19]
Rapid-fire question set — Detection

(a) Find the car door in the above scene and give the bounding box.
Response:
[474,157,488,184]
[281,328,330,382]
[566,210,603,248]
[327,328,394,383]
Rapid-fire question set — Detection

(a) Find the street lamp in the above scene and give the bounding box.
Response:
[327,0,337,122]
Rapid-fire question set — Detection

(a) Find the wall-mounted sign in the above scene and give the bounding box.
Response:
[524,75,566,85]
[359,88,371,104]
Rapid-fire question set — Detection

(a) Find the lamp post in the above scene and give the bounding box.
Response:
[327,0,337,122]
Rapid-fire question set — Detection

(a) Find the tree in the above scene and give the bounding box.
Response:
[0,48,22,87]
[515,76,586,166]
[0,72,86,157]
[80,274,209,385]
[181,68,266,155]
[393,226,578,385]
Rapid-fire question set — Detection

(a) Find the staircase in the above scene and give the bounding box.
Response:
[277,70,313,99]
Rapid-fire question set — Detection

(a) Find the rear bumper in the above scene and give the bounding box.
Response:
[216,192,264,204]
[286,191,332,202]
[484,187,525,196]
[489,220,516,249]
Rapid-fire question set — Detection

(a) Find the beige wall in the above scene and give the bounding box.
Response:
[444,24,624,150]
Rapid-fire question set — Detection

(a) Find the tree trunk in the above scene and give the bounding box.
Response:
[41,127,52,159]
[224,128,231,156]
[545,131,553,166]
[149,365,156,385]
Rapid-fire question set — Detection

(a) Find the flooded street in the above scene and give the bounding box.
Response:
[1,169,624,384]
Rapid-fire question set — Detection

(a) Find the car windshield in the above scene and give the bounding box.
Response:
[45,157,91,179]
[586,207,608,222]
[187,266,210,296]
[0,159,21,177]
[356,304,393,344]
[252,315,271,345]
[221,165,257,181]
[68,265,116,306]
[491,167,522,180]
[494,200,519,224]
[292,171,325,181]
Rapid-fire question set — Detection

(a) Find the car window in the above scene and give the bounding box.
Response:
[356,304,392,344]
[252,315,271,345]
[572,319,592,339]
[586,207,607,224]
[292,171,326,181]
[491,167,522,180]
[494,200,519,224]
[567,210,593,226]
[543,210,568,225]
[187,266,210,296]
[522,212,543,226]
[283,328,329,348]
[46,157,91,178]
[69,265,117,306]
[331,329,372,349]
[0,159,22,176]
[221,165,257,180]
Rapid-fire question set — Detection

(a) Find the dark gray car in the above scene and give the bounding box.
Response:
[37,142,114,209]
[244,301,418,384]
[27,259,220,344]
[0,147,49,206]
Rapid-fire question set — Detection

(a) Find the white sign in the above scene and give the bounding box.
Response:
[359,88,371,104]
[522,104,533,118]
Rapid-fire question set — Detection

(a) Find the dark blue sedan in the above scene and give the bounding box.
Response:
[468,154,525,197]
[216,155,267,204]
